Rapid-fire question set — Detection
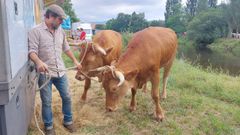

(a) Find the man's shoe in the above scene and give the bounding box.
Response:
[63,123,77,133]
[44,128,56,135]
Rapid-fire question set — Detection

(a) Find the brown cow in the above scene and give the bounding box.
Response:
[94,27,177,121]
[75,30,122,101]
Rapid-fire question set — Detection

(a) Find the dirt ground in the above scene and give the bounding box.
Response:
[28,70,135,135]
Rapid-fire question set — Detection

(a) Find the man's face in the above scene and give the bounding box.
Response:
[51,16,63,30]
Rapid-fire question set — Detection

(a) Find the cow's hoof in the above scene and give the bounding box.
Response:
[155,114,164,122]
[80,96,87,103]
[161,94,167,100]
[143,89,148,93]
[129,106,136,112]
[106,107,117,112]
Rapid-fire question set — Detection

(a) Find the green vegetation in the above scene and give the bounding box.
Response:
[165,0,187,34]
[209,38,240,57]
[178,37,240,58]
[62,50,79,67]
[187,9,228,48]
[105,12,164,33]
[121,32,133,49]
[165,0,239,48]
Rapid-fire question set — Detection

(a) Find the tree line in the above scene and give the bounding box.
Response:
[103,12,164,33]
[165,0,240,48]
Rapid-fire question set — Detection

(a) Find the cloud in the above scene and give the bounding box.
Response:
[72,0,166,22]
[71,0,222,22]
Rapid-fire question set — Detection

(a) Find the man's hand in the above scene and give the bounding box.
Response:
[36,61,49,73]
[74,61,82,70]
[29,52,48,73]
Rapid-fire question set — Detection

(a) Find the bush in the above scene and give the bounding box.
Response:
[121,32,133,51]
[187,9,228,48]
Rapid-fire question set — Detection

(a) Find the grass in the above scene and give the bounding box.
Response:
[122,32,133,50]
[62,50,80,67]
[28,57,240,135]
[209,38,240,57]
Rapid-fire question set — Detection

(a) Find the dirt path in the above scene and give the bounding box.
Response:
[28,71,118,135]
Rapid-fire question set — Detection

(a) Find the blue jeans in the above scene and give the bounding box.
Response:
[38,74,73,129]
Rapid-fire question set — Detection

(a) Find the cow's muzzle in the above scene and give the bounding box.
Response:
[75,74,85,81]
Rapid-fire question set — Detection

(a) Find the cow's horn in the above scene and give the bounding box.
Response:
[115,71,125,87]
[94,45,107,55]
[89,66,107,72]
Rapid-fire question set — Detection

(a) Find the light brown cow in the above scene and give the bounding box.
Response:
[95,27,177,121]
[75,30,122,101]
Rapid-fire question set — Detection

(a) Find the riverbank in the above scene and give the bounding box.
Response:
[209,38,240,57]
[178,37,240,57]
[178,37,240,76]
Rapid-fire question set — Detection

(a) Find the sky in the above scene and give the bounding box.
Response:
[71,0,223,23]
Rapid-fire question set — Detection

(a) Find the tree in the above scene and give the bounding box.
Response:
[165,0,186,34]
[165,13,186,34]
[208,0,217,8]
[60,0,79,23]
[187,9,228,48]
[185,0,198,18]
[165,0,182,20]
[95,24,105,30]
[105,13,131,32]
[105,12,149,32]
[223,0,240,34]
[196,0,208,14]
[129,12,149,32]
[148,20,165,27]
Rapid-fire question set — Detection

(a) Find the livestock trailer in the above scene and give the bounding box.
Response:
[0,0,44,134]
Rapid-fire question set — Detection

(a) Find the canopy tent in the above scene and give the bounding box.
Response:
[61,16,71,30]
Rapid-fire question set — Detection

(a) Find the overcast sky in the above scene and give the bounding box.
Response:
[71,0,223,22]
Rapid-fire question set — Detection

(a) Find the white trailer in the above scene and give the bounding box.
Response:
[0,0,44,135]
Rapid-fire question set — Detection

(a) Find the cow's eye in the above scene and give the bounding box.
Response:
[111,87,117,92]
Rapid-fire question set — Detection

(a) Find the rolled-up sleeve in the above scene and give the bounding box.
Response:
[28,29,39,55]
[62,31,70,52]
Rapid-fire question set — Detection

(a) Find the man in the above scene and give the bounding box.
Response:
[28,4,81,135]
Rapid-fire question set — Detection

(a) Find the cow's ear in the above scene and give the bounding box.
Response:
[105,47,113,54]
[125,70,138,80]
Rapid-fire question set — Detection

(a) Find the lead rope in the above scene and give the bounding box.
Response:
[34,63,99,134]
[77,41,98,82]
[30,72,45,135]
[33,66,79,135]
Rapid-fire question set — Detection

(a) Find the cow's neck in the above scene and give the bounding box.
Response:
[116,58,138,77]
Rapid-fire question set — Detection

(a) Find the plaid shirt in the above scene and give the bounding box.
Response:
[28,22,70,77]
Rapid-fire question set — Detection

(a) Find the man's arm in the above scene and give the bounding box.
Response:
[28,29,48,73]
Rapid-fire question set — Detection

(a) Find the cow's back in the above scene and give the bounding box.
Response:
[118,27,177,71]
[93,30,122,64]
